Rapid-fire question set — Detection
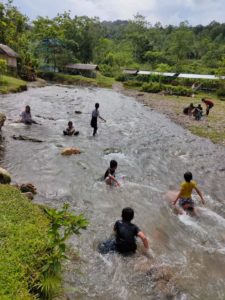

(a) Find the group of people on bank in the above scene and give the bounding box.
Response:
[183,98,214,120]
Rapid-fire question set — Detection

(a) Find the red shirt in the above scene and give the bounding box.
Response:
[203,99,214,106]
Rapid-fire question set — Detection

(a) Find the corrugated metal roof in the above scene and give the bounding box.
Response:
[178,73,225,80]
[123,69,138,75]
[65,64,98,71]
[0,44,19,58]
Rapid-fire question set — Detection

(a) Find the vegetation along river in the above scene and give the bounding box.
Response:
[1,85,225,300]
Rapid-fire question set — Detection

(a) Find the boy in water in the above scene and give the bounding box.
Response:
[20,105,38,124]
[63,121,79,136]
[173,171,205,214]
[104,159,120,187]
[99,207,150,256]
[90,103,106,136]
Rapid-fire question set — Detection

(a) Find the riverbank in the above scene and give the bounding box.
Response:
[38,71,115,88]
[0,75,27,94]
[0,185,50,299]
[117,83,225,146]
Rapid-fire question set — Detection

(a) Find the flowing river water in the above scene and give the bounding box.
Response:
[1,85,225,299]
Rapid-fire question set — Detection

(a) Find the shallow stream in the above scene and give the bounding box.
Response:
[1,85,225,299]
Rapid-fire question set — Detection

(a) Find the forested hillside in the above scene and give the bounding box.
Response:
[0,1,225,77]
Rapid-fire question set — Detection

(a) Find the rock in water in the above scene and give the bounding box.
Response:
[0,167,11,184]
[23,192,34,200]
[61,147,81,155]
[20,183,37,194]
[75,110,82,114]
[0,113,6,130]
[12,135,43,143]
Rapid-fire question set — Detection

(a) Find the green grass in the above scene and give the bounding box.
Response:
[0,185,50,300]
[0,75,27,94]
[38,71,115,88]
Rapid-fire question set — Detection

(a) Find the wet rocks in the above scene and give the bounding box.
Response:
[20,183,37,194]
[61,147,81,155]
[103,147,122,155]
[0,113,6,131]
[12,135,43,143]
[75,110,82,114]
[0,167,11,184]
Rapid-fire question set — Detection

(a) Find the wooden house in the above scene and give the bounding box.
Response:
[0,44,19,69]
[65,63,99,78]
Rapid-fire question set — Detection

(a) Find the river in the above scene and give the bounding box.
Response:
[1,85,225,300]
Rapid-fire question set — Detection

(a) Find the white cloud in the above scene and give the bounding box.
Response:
[6,0,225,25]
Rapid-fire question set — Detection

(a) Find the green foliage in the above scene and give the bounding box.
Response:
[124,80,143,88]
[37,204,88,299]
[142,82,162,93]
[0,75,27,94]
[216,85,225,98]
[0,185,50,300]
[0,59,7,75]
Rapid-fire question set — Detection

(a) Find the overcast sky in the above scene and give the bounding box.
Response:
[6,0,225,25]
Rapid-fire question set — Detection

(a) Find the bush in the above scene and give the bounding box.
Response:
[0,59,7,76]
[142,82,162,93]
[115,73,127,82]
[124,80,143,88]
[216,86,225,98]
[164,85,192,96]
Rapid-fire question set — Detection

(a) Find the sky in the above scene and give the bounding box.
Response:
[5,0,225,25]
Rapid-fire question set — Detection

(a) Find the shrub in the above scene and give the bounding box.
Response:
[216,86,225,98]
[164,85,192,96]
[142,82,162,93]
[0,59,7,76]
[124,80,143,88]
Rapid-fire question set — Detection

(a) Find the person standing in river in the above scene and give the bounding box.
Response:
[90,103,106,136]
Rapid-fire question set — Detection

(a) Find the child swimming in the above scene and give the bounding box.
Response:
[63,121,79,136]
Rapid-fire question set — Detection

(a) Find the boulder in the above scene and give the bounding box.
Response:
[0,167,11,184]
[12,135,43,143]
[23,192,34,200]
[20,183,37,194]
[0,113,6,130]
[61,147,81,155]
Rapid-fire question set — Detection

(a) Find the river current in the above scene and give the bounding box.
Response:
[1,85,225,299]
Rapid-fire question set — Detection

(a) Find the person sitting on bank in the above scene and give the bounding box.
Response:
[193,104,203,121]
[99,207,150,256]
[202,98,214,116]
[104,159,120,187]
[20,105,38,124]
[183,103,195,116]
[63,121,79,136]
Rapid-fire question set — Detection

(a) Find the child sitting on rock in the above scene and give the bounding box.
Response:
[104,159,120,187]
[63,121,79,136]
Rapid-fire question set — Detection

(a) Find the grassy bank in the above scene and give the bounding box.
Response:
[38,71,115,88]
[0,185,50,299]
[0,75,27,94]
[121,86,225,146]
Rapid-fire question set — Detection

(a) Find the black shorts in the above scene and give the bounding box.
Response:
[179,198,194,207]
[91,117,97,129]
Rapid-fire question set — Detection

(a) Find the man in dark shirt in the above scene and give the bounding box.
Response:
[202,98,214,115]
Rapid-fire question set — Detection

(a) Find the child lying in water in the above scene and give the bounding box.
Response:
[63,121,79,136]
[104,160,120,187]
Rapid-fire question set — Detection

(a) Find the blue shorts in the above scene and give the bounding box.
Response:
[179,198,194,207]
